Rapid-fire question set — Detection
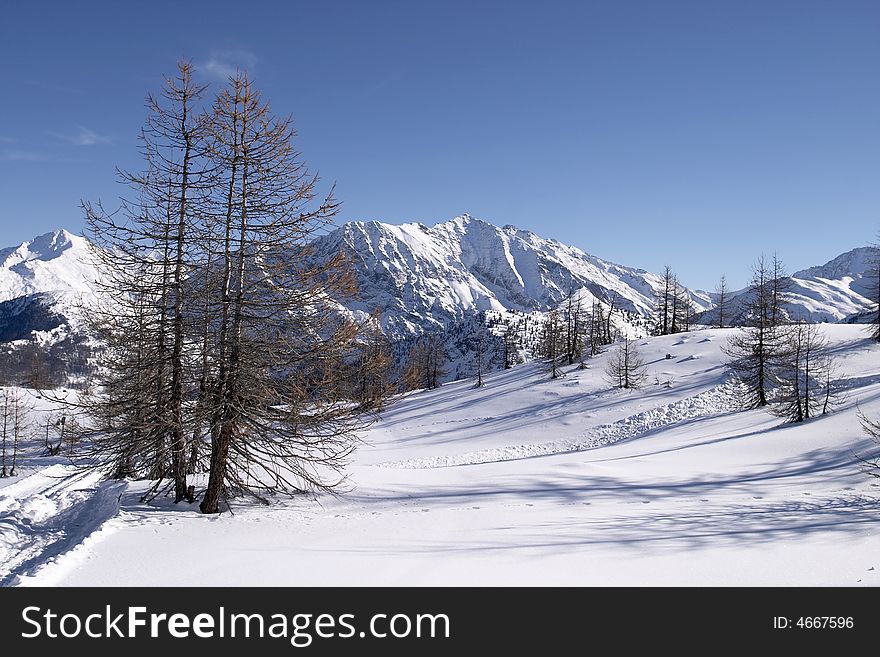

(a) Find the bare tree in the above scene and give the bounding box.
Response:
[716,275,729,329]
[70,65,380,515]
[81,61,211,502]
[0,388,31,477]
[502,321,519,369]
[857,411,880,482]
[588,300,609,355]
[655,266,673,336]
[563,291,586,365]
[773,322,833,423]
[724,256,787,408]
[605,338,648,389]
[401,333,446,391]
[673,278,694,333]
[0,389,9,477]
[769,252,791,328]
[198,71,366,514]
[542,310,564,378]
[471,313,491,388]
[353,309,393,410]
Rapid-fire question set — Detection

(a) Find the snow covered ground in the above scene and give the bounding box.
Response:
[2,325,880,586]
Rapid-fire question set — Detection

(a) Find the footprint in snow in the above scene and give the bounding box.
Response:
[641,500,650,504]
[471,506,480,510]
[700,499,709,502]
[421,509,430,512]
[753,496,763,500]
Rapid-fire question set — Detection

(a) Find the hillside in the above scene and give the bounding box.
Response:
[3,325,879,586]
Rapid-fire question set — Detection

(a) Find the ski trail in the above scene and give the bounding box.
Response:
[377,383,742,469]
[0,464,126,586]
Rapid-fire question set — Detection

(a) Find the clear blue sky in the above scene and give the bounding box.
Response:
[1,0,878,289]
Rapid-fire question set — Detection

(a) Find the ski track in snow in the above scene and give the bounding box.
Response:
[377,382,742,469]
[0,464,126,586]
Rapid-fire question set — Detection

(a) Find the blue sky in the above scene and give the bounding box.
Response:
[1,0,878,288]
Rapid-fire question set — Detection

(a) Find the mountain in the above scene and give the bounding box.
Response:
[697,246,876,326]
[309,214,710,339]
[0,229,102,336]
[0,220,874,359]
[787,247,875,322]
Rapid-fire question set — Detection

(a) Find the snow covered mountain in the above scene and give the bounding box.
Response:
[788,246,875,322]
[0,221,874,352]
[0,229,103,341]
[309,214,710,339]
[697,246,876,326]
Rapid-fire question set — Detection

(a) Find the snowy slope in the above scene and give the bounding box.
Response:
[4,325,880,586]
[786,246,875,321]
[309,215,711,338]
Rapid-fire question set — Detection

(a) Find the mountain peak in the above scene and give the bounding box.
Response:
[24,228,81,259]
[0,228,98,306]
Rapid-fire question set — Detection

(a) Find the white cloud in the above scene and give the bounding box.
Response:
[50,126,111,146]
[1,149,47,162]
[198,49,258,80]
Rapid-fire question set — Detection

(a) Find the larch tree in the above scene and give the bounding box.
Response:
[656,266,673,336]
[353,309,394,411]
[605,338,648,389]
[563,291,585,365]
[542,310,564,378]
[773,322,832,423]
[0,389,9,477]
[471,312,490,388]
[81,61,211,501]
[724,255,790,409]
[401,333,446,391]
[716,275,729,329]
[769,252,791,328]
[71,63,382,515]
[198,71,365,514]
[502,321,519,370]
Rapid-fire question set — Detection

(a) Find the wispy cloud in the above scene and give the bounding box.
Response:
[1,149,48,162]
[197,49,258,80]
[50,125,111,146]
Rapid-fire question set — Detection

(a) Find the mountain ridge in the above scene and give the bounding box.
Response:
[0,219,875,348]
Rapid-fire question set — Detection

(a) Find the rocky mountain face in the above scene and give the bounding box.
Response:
[0,220,874,384]
[308,215,711,339]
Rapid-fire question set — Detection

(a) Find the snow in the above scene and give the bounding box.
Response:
[0,229,104,334]
[3,325,880,586]
[308,215,712,339]
[702,246,877,325]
